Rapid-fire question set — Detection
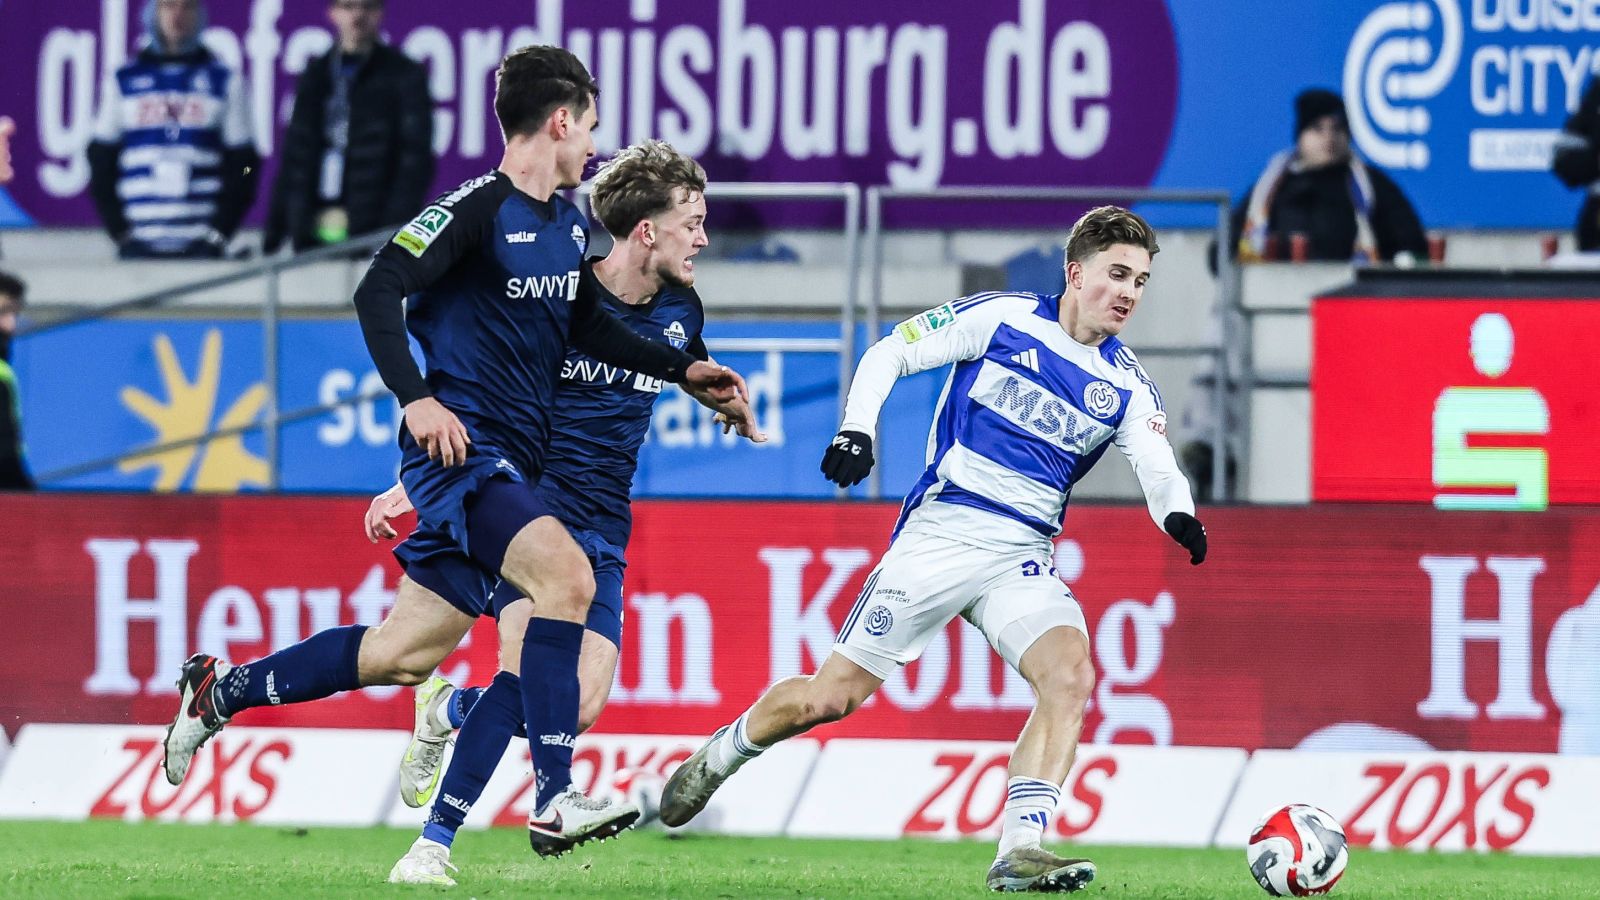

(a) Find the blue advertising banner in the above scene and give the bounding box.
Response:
[15,317,944,498]
[1157,1,1600,230]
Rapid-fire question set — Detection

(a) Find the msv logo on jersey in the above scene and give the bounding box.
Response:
[1344,0,1599,172]
[1083,381,1121,419]
[864,605,895,636]
[972,361,1114,454]
[505,270,580,302]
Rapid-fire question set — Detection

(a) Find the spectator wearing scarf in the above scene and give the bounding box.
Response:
[86,0,260,259]
[1552,74,1600,251]
[1229,88,1427,265]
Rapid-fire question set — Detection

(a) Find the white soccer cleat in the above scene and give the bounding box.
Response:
[526,789,640,857]
[657,733,729,827]
[162,653,232,786]
[388,836,458,886]
[399,675,456,808]
[985,847,1096,893]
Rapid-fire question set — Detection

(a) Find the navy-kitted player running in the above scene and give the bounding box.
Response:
[376,141,764,884]
[161,47,744,853]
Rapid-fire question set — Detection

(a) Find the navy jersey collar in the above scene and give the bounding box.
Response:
[494,169,557,219]
[585,255,683,314]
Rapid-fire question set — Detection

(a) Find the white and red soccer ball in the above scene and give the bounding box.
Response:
[1246,804,1349,896]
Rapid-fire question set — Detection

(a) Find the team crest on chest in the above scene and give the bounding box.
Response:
[664,320,688,349]
[571,224,587,252]
[1083,381,1121,419]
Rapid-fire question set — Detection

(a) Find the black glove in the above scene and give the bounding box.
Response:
[820,430,874,487]
[1163,512,1207,565]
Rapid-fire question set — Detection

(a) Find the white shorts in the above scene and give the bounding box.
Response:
[833,530,1089,680]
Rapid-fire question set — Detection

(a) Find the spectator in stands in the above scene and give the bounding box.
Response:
[1227,88,1427,265]
[263,0,434,254]
[0,116,14,184]
[1189,89,1431,500]
[0,271,33,490]
[1552,74,1600,251]
[87,0,259,260]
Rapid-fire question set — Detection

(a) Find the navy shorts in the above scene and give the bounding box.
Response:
[482,527,626,649]
[392,433,554,618]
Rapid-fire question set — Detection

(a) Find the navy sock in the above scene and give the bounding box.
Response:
[213,625,367,717]
[423,671,523,848]
[447,686,486,729]
[521,617,583,812]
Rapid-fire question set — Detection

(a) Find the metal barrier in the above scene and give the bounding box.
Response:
[862,185,1239,501]
[25,182,864,489]
[22,183,1245,497]
[19,230,392,489]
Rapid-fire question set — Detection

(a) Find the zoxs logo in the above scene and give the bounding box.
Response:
[1343,0,1600,173]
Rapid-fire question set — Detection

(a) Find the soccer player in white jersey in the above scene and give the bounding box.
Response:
[660,206,1208,893]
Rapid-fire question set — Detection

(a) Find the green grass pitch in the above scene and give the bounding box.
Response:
[0,821,1591,898]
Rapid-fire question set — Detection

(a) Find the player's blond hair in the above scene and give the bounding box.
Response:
[1064,206,1160,265]
[588,140,708,239]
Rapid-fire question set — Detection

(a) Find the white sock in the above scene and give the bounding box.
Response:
[707,712,767,776]
[997,776,1061,858]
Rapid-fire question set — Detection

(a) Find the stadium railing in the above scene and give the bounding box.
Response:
[23,182,864,490]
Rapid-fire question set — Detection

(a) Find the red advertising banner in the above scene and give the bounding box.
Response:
[2,496,1599,756]
[1312,298,1600,507]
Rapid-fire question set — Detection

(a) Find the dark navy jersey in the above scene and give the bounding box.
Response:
[353,171,697,481]
[534,259,709,547]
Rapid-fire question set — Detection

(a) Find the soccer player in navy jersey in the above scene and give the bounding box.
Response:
[373,140,762,883]
[161,47,744,853]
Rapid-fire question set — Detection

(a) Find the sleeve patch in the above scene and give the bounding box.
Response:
[895,302,957,343]
[392,204,453,258]
[1147,412,1167,436]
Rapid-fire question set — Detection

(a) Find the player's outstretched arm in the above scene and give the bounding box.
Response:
[365,482,414,542]
[820,298,1000,488]
[1109,350,1206,564]
[698,392,767,443]
[569,277,706,385]
[353,183,501,466]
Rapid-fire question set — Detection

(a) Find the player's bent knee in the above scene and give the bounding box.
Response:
[799,686,856,726]
[1036,656,1095,708]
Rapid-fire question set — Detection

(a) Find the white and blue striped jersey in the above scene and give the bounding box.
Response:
[92,47,254,253]
[841,291,1194,550]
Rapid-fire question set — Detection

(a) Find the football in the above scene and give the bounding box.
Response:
[1246,804,1349,896]
[610,766,666,829]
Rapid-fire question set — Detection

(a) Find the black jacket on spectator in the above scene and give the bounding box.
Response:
[1226,163,1428,264]
[1552,75,1600,250]
[0,357,32,490]
[264,44,434,253]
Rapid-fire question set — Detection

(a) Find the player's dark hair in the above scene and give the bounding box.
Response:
[1065,206,1160,265]
[588,141,707,238]
[0,270,25,306]
[493,45,599,141]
